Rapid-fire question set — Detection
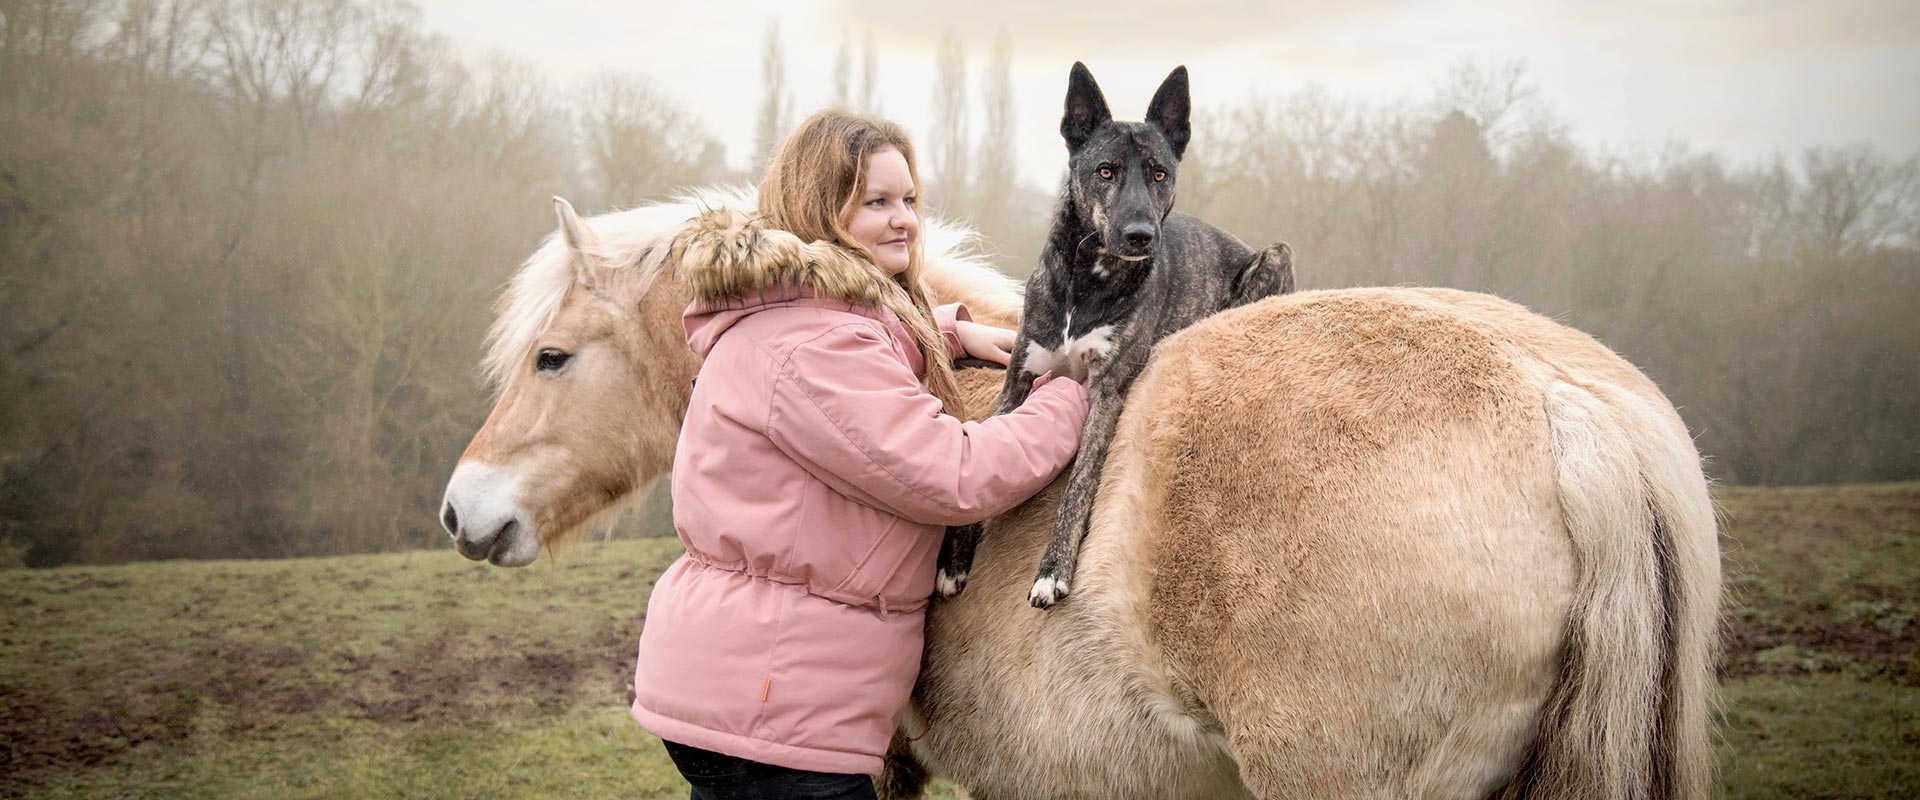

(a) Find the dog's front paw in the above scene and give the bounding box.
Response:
[936,566,969,598]
[1029,573,1071,608]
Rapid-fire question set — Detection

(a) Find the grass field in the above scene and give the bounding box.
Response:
[4,483,1916,798]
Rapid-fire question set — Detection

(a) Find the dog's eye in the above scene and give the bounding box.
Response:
[1098,166,1114,181]
[536,348,572,373]
[1153,169,1167,182]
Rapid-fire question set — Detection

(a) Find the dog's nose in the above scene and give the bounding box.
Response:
[1123,224,1155,250]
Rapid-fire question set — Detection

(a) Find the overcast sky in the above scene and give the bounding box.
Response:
[410,0,1920,192]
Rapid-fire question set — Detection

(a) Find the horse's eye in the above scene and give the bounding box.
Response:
[536,349,572,373]
[1098,166,1114,181]
[1153,170,1167,182]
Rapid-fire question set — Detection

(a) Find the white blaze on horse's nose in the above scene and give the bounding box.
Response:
[441,461,537,566]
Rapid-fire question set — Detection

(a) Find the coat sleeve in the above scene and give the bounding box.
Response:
[933,302,972,360]
[766,323,1089,526]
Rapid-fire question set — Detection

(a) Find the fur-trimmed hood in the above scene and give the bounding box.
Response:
[671,209,920,361]
[671,208,902,309]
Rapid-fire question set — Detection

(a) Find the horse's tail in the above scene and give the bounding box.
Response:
[1501,379,1721,800]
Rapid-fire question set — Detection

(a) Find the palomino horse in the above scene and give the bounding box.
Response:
[440,189,1720,800]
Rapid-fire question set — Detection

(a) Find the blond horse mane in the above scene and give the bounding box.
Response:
[483,186,1023,391]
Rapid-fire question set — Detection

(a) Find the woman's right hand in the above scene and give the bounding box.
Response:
[1031,370,1071,392]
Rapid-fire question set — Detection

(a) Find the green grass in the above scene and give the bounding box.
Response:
[1,542,689,798]
[1716,675,1920,799]
[19,709,682,800]
[5,484,1917,798]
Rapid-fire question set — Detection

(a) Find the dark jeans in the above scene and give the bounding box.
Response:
[663,740,877,800]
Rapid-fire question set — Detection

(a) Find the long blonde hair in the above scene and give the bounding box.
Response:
[757,109,964,412]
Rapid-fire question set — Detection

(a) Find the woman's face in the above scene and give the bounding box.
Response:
[840,146,918,276]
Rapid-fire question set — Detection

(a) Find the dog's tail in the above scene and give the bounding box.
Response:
[1497,378,1720,799]
[1230,242,1293,307]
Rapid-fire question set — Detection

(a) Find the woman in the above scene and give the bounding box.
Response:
[630,110,1091,799]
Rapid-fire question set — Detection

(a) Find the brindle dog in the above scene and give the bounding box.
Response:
[937,62,1295,608]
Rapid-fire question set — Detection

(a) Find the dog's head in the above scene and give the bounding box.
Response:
[1059,62,1189,262]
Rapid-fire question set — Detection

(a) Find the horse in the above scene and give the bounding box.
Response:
[439,188,1721,800]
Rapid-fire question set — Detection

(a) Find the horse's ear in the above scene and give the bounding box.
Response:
[1145,65,1190,160]
[1060,61,1112,153]
[552,196,603,287]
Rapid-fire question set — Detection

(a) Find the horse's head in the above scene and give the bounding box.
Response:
[439,196,701,566]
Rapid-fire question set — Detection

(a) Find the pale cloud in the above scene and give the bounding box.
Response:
[1551,0,1920,61]
[824,0,1406,57]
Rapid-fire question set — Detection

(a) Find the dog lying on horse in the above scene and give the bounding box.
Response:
[937,62,1295,607]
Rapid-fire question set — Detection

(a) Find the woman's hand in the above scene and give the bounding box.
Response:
[1030,370,1074,391]
[954,319,1015,366]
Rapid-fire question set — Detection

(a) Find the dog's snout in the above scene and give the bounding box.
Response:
[1123,224,1155,250]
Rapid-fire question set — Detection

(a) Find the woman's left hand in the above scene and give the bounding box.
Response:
[955,320,1016,366]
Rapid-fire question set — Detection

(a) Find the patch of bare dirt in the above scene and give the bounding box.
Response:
[0,624,636,792]
[1719,610,1919,684]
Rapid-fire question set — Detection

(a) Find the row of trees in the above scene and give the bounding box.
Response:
[2,3,1914,567]
[1176,63,1918,486]
[1,0,733,566]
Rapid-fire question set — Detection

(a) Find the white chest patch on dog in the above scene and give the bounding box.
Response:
[1025,324,1116,384]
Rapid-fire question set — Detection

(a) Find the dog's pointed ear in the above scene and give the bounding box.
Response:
[1145,65,1190,160]
[1060,61,1112,153]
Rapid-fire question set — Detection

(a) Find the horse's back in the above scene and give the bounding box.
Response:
[1097,287,1709,798]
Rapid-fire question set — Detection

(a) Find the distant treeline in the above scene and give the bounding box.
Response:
[1177,71,1918,494]
[2,2,1915,567]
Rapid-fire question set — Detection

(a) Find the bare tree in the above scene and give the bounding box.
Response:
[930,29,969,213]
[832,30,849,107]
[971,30,1016,248]
[1433,60,1541,157]
[579,72,726,207]
[752,20,787,174]
[1797,145,1920,256]
[859,30,876,112]
[203,0,358,146]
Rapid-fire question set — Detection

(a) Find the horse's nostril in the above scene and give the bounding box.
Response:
[440,502,459,536]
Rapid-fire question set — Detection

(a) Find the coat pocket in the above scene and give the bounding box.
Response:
[831,518,938,609]
[790,481,893,603]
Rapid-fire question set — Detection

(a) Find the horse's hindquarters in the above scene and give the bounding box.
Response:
[914,288,1712,799]
[1131,293,1573,798]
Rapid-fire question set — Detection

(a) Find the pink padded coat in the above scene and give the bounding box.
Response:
[630,214,1089,775]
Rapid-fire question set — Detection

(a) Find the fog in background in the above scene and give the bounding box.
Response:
[413,0,1920,191]
[2,0,1916,567]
